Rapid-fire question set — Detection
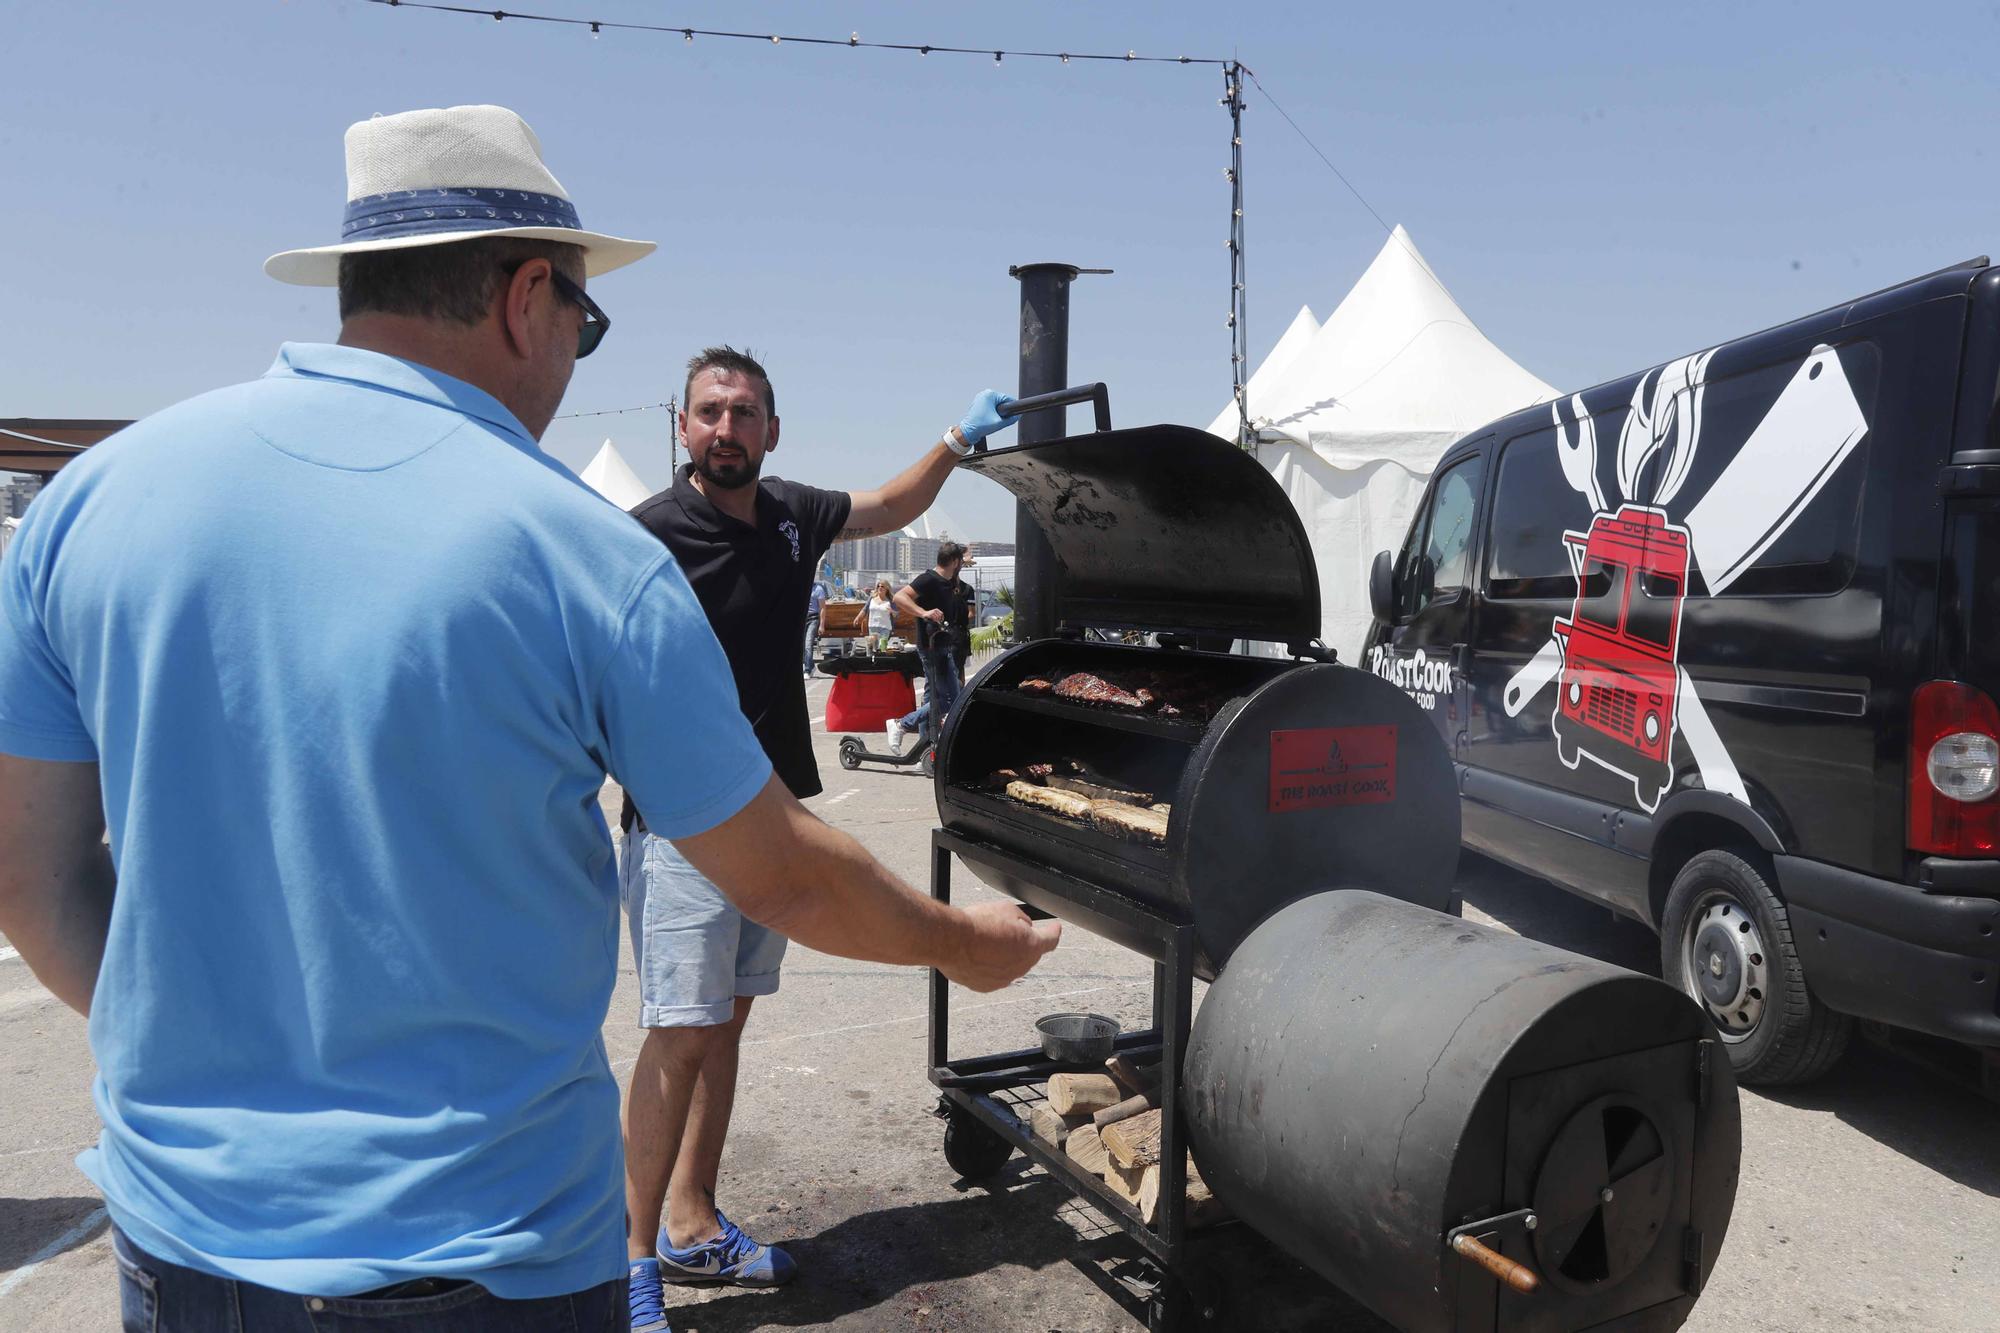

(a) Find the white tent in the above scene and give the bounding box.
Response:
[1205,302,1319,442]
[578,438,651,510]
[1212,226,1557,659]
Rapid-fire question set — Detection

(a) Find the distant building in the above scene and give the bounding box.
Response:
[966,541,1014,559]
[2,473,42,520]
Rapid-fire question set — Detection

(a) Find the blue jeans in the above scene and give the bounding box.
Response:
[112,1226,625,1332]
[898,642,961,734]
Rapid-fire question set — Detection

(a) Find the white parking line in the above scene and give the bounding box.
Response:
[0,946,18,963]
[825,788,859,807]
[0,1206,107,1301]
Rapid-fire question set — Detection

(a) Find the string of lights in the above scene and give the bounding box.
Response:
[366,0,1230,66]
[1240,68,1462,313]
[552,401,672,420]
[368,1,1295,445]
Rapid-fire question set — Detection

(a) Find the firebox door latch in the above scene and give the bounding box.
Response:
[1443,1207,1543,1296]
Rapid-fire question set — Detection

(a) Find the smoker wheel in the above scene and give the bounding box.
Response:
[941,1106,1013,1180]
[1145,1268,1224,1332]
[920,746,936,778]
[838,738,863,771]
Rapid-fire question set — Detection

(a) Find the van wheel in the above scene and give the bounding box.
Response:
[1660,849,1851,1085]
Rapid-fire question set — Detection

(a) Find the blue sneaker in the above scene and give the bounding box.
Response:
[657,1209,797,1287]
[627,1258,673,1333]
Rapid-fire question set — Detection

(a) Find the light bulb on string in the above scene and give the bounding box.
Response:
[589,21,599,39]
[683,28,692,43]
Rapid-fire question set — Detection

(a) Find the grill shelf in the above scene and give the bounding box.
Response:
[970,687,1210,743]
[927,828,1225,1329]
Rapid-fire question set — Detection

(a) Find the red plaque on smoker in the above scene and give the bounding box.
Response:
[1268,725,1398,812]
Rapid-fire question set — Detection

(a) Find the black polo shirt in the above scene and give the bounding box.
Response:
[631,465,851,799]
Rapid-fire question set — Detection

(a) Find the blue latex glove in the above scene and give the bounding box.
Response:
[957,390,1018,447]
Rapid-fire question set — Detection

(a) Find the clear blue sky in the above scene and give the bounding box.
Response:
[6,0,1998,541]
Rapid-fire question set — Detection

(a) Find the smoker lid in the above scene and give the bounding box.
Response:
[960,424,1322,644]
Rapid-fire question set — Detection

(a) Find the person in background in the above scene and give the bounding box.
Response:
[949,556,977,683]
[889,541,971,751]
[867,578,895,652]
[803,577,827,676]
[620,351,1019,1316]
[0,105,1059,1333]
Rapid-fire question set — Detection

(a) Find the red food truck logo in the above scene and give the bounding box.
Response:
[1503,343,1868,813]
[1550,505,1690,811]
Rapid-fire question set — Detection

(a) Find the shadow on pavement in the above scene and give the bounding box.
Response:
[1757,1042,2000,1198]
[0,1196,104,1273]
[1454,851,1658,974]
[1456,851,2000,1195]
[670,1165,1388,1331]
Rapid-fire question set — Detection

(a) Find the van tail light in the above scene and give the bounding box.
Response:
[1908,680,2000,856]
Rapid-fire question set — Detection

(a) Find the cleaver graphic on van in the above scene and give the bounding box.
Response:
[1683,344,1867,595]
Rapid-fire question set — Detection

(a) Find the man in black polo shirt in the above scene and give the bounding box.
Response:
[619,346,1015,1303]
[889,543,974,744]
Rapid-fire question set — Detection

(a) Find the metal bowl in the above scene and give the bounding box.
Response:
[1036,1012,1120,1065]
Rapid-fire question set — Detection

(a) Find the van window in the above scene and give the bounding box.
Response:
[1627,570,1681,650]
[1486,426,1580,600]
[1485,342,1876,600]
[1674,348,1874,597]
[1398,456,1485,617]
[1577,558,1627,630]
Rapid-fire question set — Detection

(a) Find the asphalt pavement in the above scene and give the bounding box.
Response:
[2,674,1996,1331]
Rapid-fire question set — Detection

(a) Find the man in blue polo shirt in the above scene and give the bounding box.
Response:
[0,105,1057,1333]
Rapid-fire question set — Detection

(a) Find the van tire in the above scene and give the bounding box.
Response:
[1660,849,1851,1085]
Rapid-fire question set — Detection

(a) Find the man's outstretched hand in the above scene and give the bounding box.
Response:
[943,901,1062,992]
[957,390,1019,449]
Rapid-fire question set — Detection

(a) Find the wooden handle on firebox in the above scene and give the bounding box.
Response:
[1450,1233,1540,1295]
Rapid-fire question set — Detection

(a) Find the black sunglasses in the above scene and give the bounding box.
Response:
[504,262,610,358]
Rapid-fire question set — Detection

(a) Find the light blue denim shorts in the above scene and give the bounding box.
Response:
[619,830,789,1028]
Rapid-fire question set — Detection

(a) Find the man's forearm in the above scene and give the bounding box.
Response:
[671,778,966,972]
[843,440,959,538]
[0,843,114,1016]
[737,813,966,973]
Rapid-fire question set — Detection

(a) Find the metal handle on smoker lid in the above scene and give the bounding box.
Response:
[991,382,1112,442]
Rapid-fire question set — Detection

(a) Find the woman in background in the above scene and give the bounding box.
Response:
[867,579,895,651]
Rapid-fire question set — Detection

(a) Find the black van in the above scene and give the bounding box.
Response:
[1363,258,2000,1085]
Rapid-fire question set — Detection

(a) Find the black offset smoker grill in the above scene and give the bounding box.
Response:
[923,389,1742,1332]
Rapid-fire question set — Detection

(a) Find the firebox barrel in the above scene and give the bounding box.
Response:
[1183,890,1742,1333]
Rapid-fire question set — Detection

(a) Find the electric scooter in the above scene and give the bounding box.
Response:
[836,711,936,777]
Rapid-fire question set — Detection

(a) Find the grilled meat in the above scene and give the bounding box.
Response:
[1047,775,1153,806]
[1052,672,1149,710]
[1089,801,1170,844]
[1005,780,1094,819]
[1017,677,1054,695]
[989,762,1059,788]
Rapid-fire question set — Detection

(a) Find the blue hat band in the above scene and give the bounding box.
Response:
[341,187,581,242]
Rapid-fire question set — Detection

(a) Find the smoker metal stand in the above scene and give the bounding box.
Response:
[926,828,1222,1331]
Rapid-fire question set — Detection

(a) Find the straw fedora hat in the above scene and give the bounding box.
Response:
[265,104,655,286]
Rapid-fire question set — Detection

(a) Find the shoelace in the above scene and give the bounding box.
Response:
[709,1213,761,1267]
[629,1267,669,1324]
